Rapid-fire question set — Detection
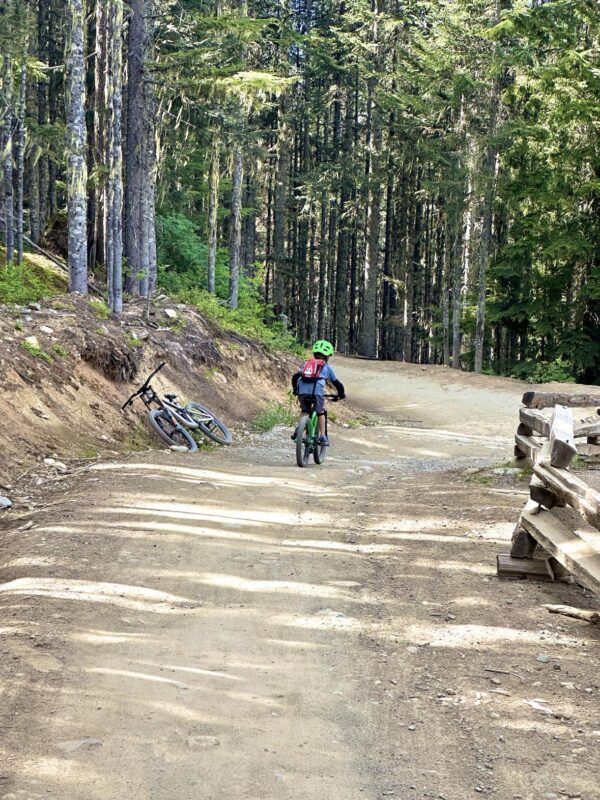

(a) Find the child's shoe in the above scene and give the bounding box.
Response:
[318,435,330,446]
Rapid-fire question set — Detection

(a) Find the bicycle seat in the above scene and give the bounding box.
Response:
[164,393,178,402]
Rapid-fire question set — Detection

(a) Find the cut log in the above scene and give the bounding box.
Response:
[549,405,576,468]
[510,499,541,558]
[517,422,534,437]
[533,461,600,530]
[497,554,554,581]
[519,408,550,437]
[522,391,600,409]
[520,507,600,595]
[514,433,542,463]
[530,474,559,509]
[575,420,600,439]
[543,604,600,624]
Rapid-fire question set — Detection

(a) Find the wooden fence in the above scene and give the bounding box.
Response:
[498,392,600,598]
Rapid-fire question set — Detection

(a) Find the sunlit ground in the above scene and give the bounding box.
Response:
[0,431,598,799]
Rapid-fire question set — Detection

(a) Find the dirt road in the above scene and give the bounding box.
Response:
[1,358,599,799]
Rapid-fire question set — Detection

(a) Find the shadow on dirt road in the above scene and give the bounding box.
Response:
[0,358,598,799]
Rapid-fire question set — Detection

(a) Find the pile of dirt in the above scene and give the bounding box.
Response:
[0,293,298,485]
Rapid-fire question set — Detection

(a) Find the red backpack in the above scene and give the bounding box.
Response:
[301,358,326,382]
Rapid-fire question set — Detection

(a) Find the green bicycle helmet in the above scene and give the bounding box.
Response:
[312,339,334,357]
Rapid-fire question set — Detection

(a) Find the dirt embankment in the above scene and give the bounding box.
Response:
[0,294,297,485]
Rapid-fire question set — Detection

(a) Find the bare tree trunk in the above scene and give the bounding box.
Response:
[335,88,354,352]
[15,62,26,265]
[207,134,220,294]
[273,95,291,314]
[124,0,146,295]
[106,0,124,316]
[360,72,382,358]
[229,145,243,309]
[93,0,107,268]
[474,84,500,373]
[2,55,15,266]
[65,0,88,293]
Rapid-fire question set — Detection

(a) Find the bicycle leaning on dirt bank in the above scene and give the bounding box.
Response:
[295,394,340,468]
[122,362,232,453]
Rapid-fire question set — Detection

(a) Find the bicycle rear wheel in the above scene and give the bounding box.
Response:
[295,415,312,468]
[148,410,198,452]
[313,411,328,464]
[186,403,233,445]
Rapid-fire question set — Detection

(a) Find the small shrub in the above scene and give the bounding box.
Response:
[126,334,143,349]
[52,344,68,358]
[89,298,110,320]
[22,341,52,363]
[512,357,574,384]
[252,402,296,432]
[14,320,24,331]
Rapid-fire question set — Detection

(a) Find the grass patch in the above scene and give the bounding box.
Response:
[78,446,100,459]
[14,320,24,331]
[175,287,304,356]
[52,344,69,358]
[126,334,143,348]
[466,471,493,486]
[22,340,52,363]
[0,248,67,304]
[89,298,110,320]
[252,401,296,432]
[124,424,154,452]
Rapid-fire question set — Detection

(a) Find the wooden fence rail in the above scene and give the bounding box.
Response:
[500,397,600,598]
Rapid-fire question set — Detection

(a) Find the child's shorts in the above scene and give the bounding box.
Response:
[298,394,325,415]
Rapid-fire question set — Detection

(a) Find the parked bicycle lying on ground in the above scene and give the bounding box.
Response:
[122,362,232,452]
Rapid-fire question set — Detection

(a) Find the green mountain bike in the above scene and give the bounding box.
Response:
[295,394,340,468]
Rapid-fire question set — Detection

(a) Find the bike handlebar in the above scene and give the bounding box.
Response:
[121,362,166,410]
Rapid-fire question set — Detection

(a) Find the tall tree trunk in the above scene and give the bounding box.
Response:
[65,0,88,293]
[124,0,147,295]
[229,145,243,308]
[106,0,124,316]
[2,55,15,266]
[474,84,500,373]
[15,61,27,265]
[207,134,220,294]
[273,95,291,315]
[335,88,354,352]
[360,78,382,358]
[93,0,107,269]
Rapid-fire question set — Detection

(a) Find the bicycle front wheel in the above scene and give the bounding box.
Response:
[186,403,233,445]
[148,410,198,452]
[295,415,312,468]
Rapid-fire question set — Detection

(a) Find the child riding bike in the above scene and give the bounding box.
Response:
[291,340,345,446]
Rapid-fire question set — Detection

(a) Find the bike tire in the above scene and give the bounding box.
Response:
[186,402,233,446]
[313,438,327,464]
[313,411,328,464]
[148,409,198,452]
[295,415,311,468]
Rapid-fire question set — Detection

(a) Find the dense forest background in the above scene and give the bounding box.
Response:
[0,0,598,381]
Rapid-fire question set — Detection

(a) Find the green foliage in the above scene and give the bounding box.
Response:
[22,340,52,363]
[126,334,143,349]
[0,250,66,304]
[51,344,68,358]
[157,213,303,354]
[252,401,296,432]
[89,299,110,320]
[511,357,575,384]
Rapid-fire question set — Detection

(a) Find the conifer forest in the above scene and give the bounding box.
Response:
[0,0,598,381]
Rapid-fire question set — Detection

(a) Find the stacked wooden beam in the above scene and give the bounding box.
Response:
[500,398,600,597]
[515,391,600,463]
